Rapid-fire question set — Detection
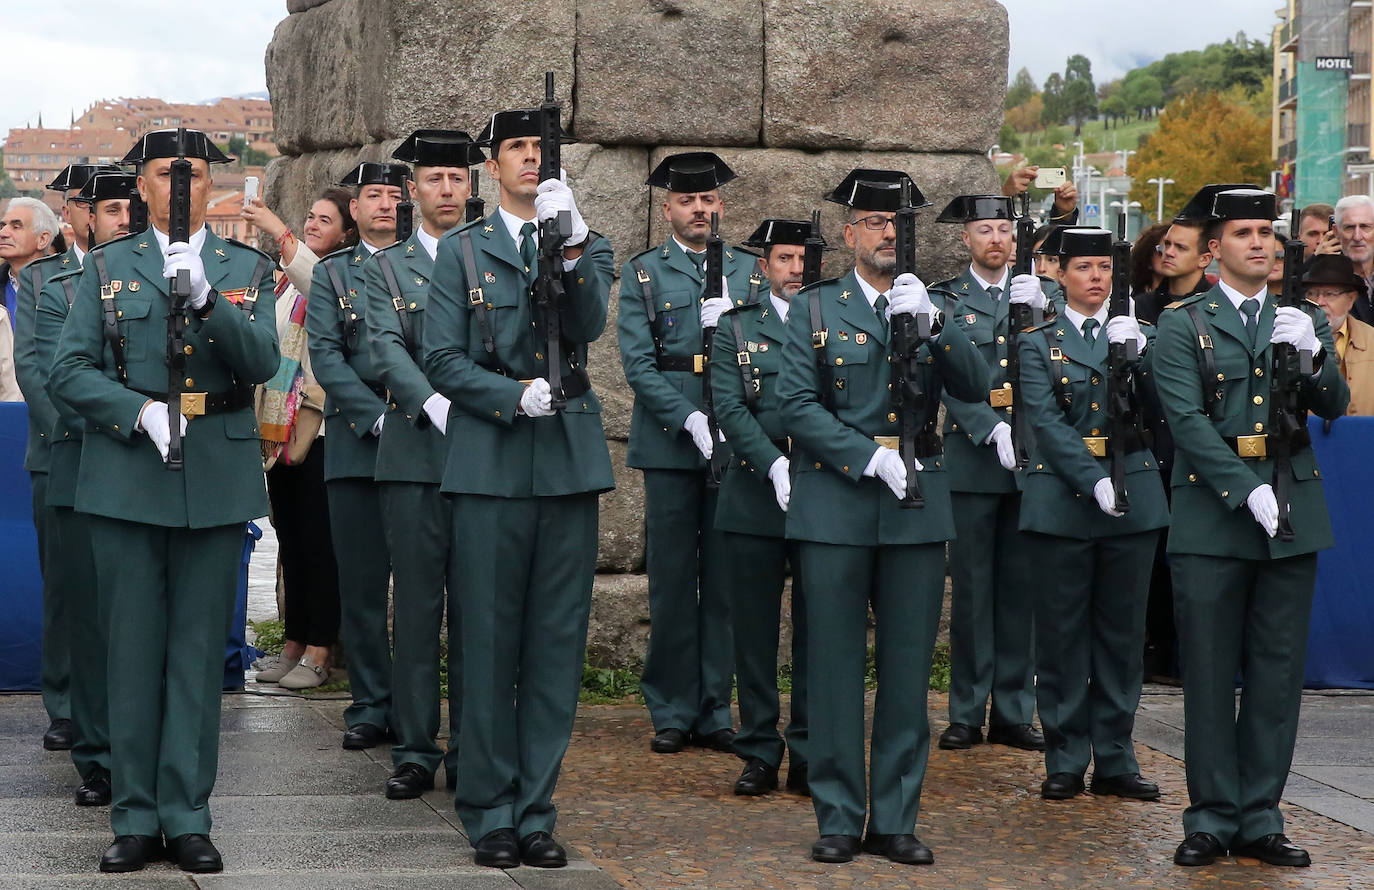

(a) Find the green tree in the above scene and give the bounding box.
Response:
[1006,67,1036,110]
[1100,94,1128,130]
[1062,54,1098,137]
[1042,72,1066,126]
[1123,72,1164,119]
[997,122,1021,151]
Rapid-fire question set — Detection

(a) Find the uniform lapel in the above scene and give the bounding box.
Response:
[665,239,705,284]
[836,270,886,343]
[1058,316,1105,373]
[203,228,238,292]
[1201,289,1253,353]
[956,267,999,318]
[128,231,169,299]
[759,300,789,346]
[476,212,525,273]
[401,231,434,283]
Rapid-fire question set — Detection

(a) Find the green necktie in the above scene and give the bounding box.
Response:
[519,222,537,278]
[1081,318,1099,345]
[688,250,706,279]
[987,285,1002,300]
[874,293,890,338]
[1240,298,1261,347]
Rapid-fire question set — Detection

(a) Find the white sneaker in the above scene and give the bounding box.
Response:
[279,655,330,690]
[253,654,300,684]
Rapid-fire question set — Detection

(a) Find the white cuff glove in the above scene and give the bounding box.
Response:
[863,446,924,500]
[683,410,713,459]
[1008,273,1047,310]
[1247,483,1279,538]
[1105,315,1147,354]
[372,413,385,436]
[534,170,590,247]
[1093,477,1124,517]
[163,241,211,309]
[767,456,791,512]
[136,400,188,463]
[886,272,933,320]
[422,392,450,435]
[519,378,556,418]
[699,295,732,330]
[986,421,1017,472]
[1271,306,1320,354]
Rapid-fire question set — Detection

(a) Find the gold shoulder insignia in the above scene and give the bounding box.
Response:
[214,248,226,257]
[1208,302,1220,310]
[839,290,850,300]
[1163,300,1185,310]
[406,245,415,254]
[483,225,495,233]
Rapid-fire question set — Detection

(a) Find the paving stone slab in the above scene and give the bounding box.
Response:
[196,875,514,890]
[211,749,387,796]
[206,794,451,833]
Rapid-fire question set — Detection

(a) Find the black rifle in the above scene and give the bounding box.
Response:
[1107,222,1137,514]
[165,127,193,472]
[701,211,728,488]
[395,198,414,243]
[802,209,824,286]
[890,180,929,508]
[1007,193,1040,469]
[466,170,485,223]
[534,71,569,411]
[128,186,148,234]
[1269,208,1312,543]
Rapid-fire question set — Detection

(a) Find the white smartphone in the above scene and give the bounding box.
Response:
[1034,167,1067,189]
[244,176,260,205]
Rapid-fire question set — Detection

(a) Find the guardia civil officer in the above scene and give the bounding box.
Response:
[423,104,614,870]
[307,161,410,750]
[1011,227,1168,801]
[1152,188,1347,868]
[50,129,279,873]
[777,169,987,865]
[618,152,767,755]
[364,130,484,799]
[709,218,815,797]
[929,195,1042,754]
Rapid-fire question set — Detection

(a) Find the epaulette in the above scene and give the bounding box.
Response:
[1026,318,1057,333]
[319,244,356,263]
[796,276,840,296]
[1163,293,1207,311]
[927,276,960,294]
[723,298,764,316]
[48,266,83,282]
[1139,318,1155,327]
[453,215,486,235]
[226,237,275,265]
[88,231,140,255]
[29,252,67,272]
[629,244,661,262]
[729,244,761,260]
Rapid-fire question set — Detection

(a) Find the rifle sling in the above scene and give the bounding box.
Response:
[457,231,496,357]
[376,252,414,352]
[324,259,357,361]
[1182,304,1219,418]
[728,310,759,409]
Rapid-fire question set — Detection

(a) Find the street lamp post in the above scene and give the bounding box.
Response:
[1116,149,1137,174]
[1111,199,1143,239]
[1147,176,1175,224]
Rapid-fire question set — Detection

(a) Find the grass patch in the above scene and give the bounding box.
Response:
[581,663,642,704]
[929,641,951,694]
[247,618,285,656]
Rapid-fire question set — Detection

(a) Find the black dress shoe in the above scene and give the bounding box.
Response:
[385,763,434,800]
[473,827,520,869]
[519,831,568,868]
[342,723,388,750]
[99,835,163,873]
[862,833,934,865]
[1090,772,1160,801]
[937,723,983,750]
[691,727,737,753]
[811,834,862,863]
[988,723,1046,751]
[1174,832,1225,867]
[75,768,111,807]
[785,762,810,796]
[167,833,222,873]
[733,758,779,796]
[650,727,688,754]
[1040,772,1086,800]
[43,718,74,751]
[1231,833,1311,867]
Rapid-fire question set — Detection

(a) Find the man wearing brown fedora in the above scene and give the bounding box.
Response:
[1304,253,1374,416]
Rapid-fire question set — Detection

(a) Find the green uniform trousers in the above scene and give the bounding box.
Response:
[451,493,598,841]
[53,505,107,780]
[799,541,944,837]
[87,516,241,838]
[723,531,808,770]
[639,469,733,735]
[1172,553,1316,847]
[947,491,1036,729]
[326,478,393,730]
[1030,530,1157,778]
[380,482,460,777]
[32,471,70,724]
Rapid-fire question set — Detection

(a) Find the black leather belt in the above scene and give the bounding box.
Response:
[364,380,387,399]
[132,386,253,416]
[657,354,704,374]
[1226,429,1310,459]
[479,366,592,400]
[873,431,943,458]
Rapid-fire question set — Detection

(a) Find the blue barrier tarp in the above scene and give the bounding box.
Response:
[0,402,42,691]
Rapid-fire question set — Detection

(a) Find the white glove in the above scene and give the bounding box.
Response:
[683,410,713,459]
[1271,306,1320,355]
[1105,316,1147,354]
[699,295,732,330]
[422,393,450,435]
[519,378,556,418]
[1247,483,1279,538]
[986,422,1017,472]
[136,400,188,463]
[163,241,211,309]
[767,456,791,512]
[372,413,385,436]
[534,169,590,247]
[863,446,924,500]
[886,272,933,320]
[1008,273,1047,310]
[1093,477,1124,518]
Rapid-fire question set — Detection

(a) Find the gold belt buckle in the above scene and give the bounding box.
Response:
[181,392,207,417]
[693,354,705,374]
[1082,436,1107,458]
[989,387,1014,408]
[874,436,899,450]
[1236,434,1267,458]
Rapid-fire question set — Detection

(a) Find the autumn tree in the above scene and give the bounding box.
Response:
[1005,93,1044,133]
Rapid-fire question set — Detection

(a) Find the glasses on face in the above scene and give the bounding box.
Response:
[1307,288,1355,301]
[850,214,896,232]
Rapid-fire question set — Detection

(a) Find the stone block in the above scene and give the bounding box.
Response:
[587,572,650,668]
[262,143,401,253]
[588,279,633,441]
[286,0,333,11]
[575,0,763,147]
[762,0,1008,152]
[596,441,645,572]
[563,143,651,273]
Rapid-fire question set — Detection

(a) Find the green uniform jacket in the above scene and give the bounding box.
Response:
[1152,287,1348,559]
[709,298,788,538]
[363,233,445,484]
[307,244,388,482]
[422,212,614,497]
[1016,318,1169,539]
[618,239,764,470]
[34,269,84,507]
[49,228,278,528]
[777,270,989,546]
[14,249,80,472]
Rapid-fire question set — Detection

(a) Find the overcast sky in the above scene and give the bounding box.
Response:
[5,1,1281,136]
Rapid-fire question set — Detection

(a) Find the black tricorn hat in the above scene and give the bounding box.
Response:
[74,172,139,205]
[391,129,486,167]
[47,163,122,193]
[340,162,411,189]
[1034,224,1067,255]
[1211,188,1280,222]
[1057,227,1113,259]
[741,218,828,250]
[646,151,736,192]
[936,194,1015,224]
[120,128,232,165]
[1301,253,1369,299]
[1174,183,1257,222]
[825,169,929,212]
[475,108,574,148]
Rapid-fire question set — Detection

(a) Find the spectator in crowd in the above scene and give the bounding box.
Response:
[1130,223,1170,297]
[1304,253,1374,416]
[0,305,19,398]
[1298,203,1338,260]
[0,197,61,329]
[1002,165,1080,225]
[1334,195,1374,324]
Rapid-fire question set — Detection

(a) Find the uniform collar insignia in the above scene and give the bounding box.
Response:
[353,254,362,263]
[214,248,226,257]
[61,257,70,266]
[840,290,850,300]
[138,242,149,249]
[414,277,424,286]
[406,245,415,253]
[1208,302,1220,310]
[1056,328,1066,337]
[483,225,495,233]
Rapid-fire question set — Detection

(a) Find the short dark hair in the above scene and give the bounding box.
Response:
[1170,220,1207,253]
[1203,218,1226,250]
[1300,203,1335,227]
